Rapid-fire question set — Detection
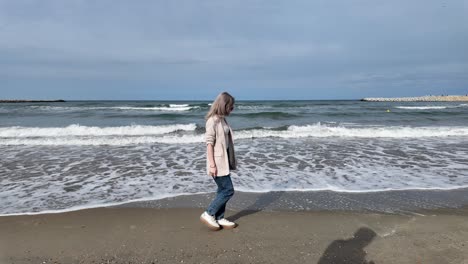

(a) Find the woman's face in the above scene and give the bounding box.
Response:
[227,104,234,115]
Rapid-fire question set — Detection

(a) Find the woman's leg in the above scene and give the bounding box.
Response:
[215,203,227,220]
[206,175,234,219]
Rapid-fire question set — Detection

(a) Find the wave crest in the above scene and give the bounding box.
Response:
[396,104,468,110]
[0,124,197,138]
[235,123,468,139]
[1,123,467,145]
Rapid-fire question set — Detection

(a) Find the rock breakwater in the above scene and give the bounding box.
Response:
[361,95,468,102]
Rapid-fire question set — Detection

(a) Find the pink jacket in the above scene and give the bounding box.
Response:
[205,115,237,176]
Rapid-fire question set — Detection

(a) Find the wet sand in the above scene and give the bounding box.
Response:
[1,206,468,264]
[117,188,468,213]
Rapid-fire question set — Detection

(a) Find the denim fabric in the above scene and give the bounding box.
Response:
[206,175,235,220]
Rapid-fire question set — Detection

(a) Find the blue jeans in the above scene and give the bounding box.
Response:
[206,175,235,220]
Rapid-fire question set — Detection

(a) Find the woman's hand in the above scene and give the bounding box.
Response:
[207,144,217,177]
[209,165,217,177]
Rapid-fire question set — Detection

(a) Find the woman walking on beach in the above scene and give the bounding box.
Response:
[200,92,238,230]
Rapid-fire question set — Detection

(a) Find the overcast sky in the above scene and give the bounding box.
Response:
[1,0,467,100]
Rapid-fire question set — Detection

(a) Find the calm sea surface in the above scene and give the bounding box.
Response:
[1,100,468,215]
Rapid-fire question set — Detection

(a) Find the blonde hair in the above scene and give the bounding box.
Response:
[205,92,235,120]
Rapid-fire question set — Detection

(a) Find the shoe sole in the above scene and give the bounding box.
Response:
[220,223,238,229]
[200,216,221,231]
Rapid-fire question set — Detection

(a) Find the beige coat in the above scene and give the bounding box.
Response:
[205,115,237,176]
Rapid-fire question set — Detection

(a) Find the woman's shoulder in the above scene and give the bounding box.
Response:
[206,115,221,123]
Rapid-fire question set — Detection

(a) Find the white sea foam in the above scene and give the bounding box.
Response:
[236,105,273,110]
[235,124,468,140]
[112,106,195,111]
[1,137,468,215]
[396,106,448,110]
[0,124,197,138]
[0,135,204,145]
[0,192,211,216]
[28,105,197,111]
[169,104,189,108]
[395,104,468,110]
[1,123,468,145]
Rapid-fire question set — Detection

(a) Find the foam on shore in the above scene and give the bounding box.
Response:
[1,136,467,215]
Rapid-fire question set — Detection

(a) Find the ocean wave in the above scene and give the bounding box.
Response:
[105,113,197,119]
[236,105,273,110]
[0,135,204,145]
[396,106,448,110]
[396,104,468,110]
[234,124,468,140]
[28,105,198,112]
[237,112,300,119]
[169,104,189,108]
[1,123,468,145]
[0,124,197,138]
[112,106,196,111]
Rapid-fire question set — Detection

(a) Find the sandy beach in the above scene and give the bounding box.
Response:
[1,201,468,264]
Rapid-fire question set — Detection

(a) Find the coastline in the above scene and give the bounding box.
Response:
[361,95,468,102]
[115,188,468,214]
[4,187,468,217]
[0,99,65,103]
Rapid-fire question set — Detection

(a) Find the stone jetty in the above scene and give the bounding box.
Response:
[361,95,468,102]
[0,99,66,103]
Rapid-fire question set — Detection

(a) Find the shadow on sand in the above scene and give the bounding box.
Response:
[317,227,377,264]
[228,191,284,221]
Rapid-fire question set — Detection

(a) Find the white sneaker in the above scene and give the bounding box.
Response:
[217,218,237,229]
[200,212,221,231]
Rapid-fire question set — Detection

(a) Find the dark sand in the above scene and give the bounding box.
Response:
[1,206,468,264]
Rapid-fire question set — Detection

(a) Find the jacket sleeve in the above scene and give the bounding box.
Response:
[205,117,216,145]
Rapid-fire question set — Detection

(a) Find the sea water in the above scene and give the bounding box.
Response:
[1,100,468,215]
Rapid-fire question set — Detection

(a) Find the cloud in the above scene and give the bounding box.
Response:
[1,0,467,98]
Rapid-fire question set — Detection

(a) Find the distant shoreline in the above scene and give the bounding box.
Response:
[1,97,468,102]
[361,95,468,102]
[0,99,66,103]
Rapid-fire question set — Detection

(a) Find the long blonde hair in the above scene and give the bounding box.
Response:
[205,92,235,120]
